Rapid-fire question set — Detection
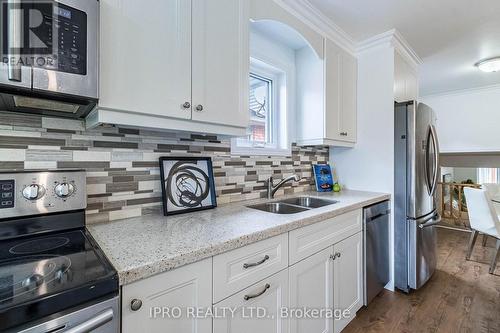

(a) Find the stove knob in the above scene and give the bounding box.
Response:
[22,184,45,200]
[55,266,72,284]
[54,183,75,198]
[21,274,44,291]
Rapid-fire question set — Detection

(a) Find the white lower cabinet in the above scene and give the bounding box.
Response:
[289,247,334,333]
[213,269,289,333]
[332,233,363,333]
[121,258,212,333]
[120,209,369,333]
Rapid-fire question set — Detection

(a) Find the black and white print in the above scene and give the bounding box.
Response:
[159,157,217,216]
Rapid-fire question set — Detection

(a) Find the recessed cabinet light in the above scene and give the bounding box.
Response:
[475,57,500,72]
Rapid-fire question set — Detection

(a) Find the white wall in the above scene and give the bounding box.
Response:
[452,167,477,183]
[331,44,396,289]
[421,85,500,153]
[250,29,297,143]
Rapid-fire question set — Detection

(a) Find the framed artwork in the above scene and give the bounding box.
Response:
[159,157,217,216]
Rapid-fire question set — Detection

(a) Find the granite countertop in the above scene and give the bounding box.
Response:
[88,189,390,286]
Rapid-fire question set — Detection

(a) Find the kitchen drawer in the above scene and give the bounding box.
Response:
[213,268,289,333]
[213,233,288,303]
[289,209,362,264]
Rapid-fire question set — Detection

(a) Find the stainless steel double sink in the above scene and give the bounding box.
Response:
[248,196,338,214]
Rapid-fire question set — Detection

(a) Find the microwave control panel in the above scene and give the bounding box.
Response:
[30,2,88,75]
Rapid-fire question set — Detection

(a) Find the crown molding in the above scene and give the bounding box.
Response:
[420,82,500,99]
[274,0,356,54]
[356,29,422,70]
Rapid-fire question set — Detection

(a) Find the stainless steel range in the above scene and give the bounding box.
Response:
[0,170,119,333]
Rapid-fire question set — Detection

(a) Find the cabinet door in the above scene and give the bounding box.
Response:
[340,51,357,143]
[324,39,342,141]
[122,258,212,333]
[99,0,192,119]
[289,247,334,333]
[332,233,363,333]
[213,269,289,333]
[191,0,249,128]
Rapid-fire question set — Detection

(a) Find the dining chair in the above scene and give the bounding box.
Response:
[482,183,500,215]
[463,187,500,274]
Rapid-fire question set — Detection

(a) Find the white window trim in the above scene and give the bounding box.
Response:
[231,58,292,156]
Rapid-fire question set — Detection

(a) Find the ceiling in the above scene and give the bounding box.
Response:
[306,0,500,96]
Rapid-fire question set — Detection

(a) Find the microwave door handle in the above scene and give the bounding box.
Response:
[7,0,23,82]
[429,125,440,196]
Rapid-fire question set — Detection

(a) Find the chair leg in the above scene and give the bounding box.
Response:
[482,234,488,247]
[466,230,479,260]
[489,239,500,274]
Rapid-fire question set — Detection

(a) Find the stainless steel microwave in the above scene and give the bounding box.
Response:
[0,0,98,118]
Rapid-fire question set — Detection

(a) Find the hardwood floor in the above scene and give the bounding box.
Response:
[344,228,500,333]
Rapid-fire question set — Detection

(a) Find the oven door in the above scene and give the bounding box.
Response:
[8,296,119,333]
[32,0,98,100]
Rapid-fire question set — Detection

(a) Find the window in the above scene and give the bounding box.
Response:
[232,58,290,155]
[477,168,500,184]
[248,73,272,146]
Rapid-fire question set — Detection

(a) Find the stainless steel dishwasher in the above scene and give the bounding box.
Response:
[363,200,391,305]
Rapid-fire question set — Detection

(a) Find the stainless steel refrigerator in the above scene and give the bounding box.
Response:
[394,101,441,293]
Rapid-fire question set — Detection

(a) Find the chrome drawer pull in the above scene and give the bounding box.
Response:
[244,283,270,301]
[243,255,270,269]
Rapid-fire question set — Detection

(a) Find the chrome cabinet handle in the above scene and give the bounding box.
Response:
[340,132,348,136]
[330,252,341,260]
[244,283,270,301]
[63,308,114,333]
[130,299,142,311]
[195,104,204,112]
[243,255,270,269]
[182,102,191,109]
[7,0,23,81]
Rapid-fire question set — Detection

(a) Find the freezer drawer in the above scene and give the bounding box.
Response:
[363,201,390,305]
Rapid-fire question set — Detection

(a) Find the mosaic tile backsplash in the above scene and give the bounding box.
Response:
[0,112,329,224]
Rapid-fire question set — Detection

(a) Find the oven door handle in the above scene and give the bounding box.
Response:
[62,308,114,333]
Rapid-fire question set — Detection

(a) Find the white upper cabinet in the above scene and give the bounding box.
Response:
[191,0,249,128]
[93,0,249,136]
[99,0,192,120]
[339,50,357,143]
[296,38,357,147]
[394,51,418,103]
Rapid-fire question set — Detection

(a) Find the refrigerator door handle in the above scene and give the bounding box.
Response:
[418,212,441,229]
[429,125,440,196]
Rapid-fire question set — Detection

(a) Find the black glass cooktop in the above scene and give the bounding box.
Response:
[0,229,118,331]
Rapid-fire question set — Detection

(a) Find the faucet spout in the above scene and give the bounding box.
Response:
[267,174,301,199]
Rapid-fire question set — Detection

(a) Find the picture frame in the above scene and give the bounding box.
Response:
[159,156,217,216]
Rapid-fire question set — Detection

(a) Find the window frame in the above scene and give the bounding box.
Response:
[231,57,291,156]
